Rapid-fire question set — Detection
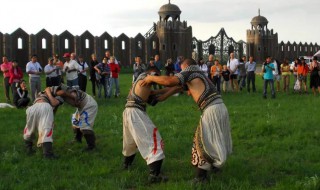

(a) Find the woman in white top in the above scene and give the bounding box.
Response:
[77,55,89,92]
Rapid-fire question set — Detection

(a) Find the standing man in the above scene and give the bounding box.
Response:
[154,54,162,72]
[262,56,275,99]
[53,53,64,85]
[44,57,59,87]
[89,54,99,97]
[141,58,232,183]
[63,53,79,87]
[77,55,89,92]
[133,56,146,82]
[245,56,257,93]
[227,52,239,92]
[206,54,214,78]
[104,50,118,64]
[1,56,12,102]
[26,54,42,102]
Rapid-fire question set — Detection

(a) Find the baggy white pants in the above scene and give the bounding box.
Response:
[191,102,232,170]
[23,103,54,146]
[122,107,165,165]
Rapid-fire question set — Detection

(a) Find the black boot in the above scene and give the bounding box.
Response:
[24,140,35,155]
[42,142,58,159]
[192,168,208,184]
[82,130,96,151]
[123,154,136,169]
[148,160,168,183]
[73,128,83,143]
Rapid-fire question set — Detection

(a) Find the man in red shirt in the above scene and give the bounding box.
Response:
[1,56,13,102]
[108,56,121,98]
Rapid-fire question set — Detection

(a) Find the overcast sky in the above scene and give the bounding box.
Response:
[0,0,319,44]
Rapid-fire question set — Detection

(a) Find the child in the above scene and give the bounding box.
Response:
[221,65,231,93]
[13,80,30,108]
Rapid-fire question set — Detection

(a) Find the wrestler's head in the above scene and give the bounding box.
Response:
[181,58,197,70]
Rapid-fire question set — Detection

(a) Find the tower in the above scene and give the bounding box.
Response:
[246,9,278,63]
[156,1,192,62]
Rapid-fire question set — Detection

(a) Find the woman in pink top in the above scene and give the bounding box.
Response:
[1,56,12,102]
[9,60,23,93]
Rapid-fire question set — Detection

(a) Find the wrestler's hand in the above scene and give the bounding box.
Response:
[140,75,152,86]
[45,87,52,95]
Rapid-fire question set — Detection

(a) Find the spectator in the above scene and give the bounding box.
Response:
[77,55,89,92]
[164,58,175,76]
[133,56,146,82]
[63,53,79,87]
[108,56,121,98]
[245,56,256,93]
[227,52,239,92]
[206,54,214,78]
[297,57,309,94]
[273,58,281,92]
[89,54,99,97]
[53,53,64,85]
[174,56,183,74]
[154,54,163,72]
[44,57,59,87]
[198,57,208,74]
[1,55,12,102]
[280,58,291,93]
[94,58,110,98]
[210,59,222,93]
[262,56,275,99]
[104,50,119,64]
[147,57,161,90]
[238,57,247,91]
[9,60,23,94]
[221,65,231,93]
[13,80,30,108]
[309,57,320,96]
[26,54,42,102]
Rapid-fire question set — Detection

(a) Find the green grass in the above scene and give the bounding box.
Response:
[0,73,319,190]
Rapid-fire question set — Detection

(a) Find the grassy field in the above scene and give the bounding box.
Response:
[0,72,319,190]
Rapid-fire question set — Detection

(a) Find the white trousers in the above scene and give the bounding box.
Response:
[122,108,165,165]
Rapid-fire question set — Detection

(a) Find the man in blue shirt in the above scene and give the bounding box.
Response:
[262,56,275,99]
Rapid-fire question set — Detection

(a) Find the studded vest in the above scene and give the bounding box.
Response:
[125,72,147,111]
[175,65,222,111]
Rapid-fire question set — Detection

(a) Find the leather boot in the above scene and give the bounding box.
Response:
[123,154,136,169]
[192,168,208,184]
[24,140,35,155]
[148,160,168,183]
[73,128,82,143]
[82,130,96,151]
[42,142,58,159]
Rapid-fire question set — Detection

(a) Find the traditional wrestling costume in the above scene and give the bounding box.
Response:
[175,65,232,180]
[122,73,166,182]
[23,91,63,158]
[59,85,98,151]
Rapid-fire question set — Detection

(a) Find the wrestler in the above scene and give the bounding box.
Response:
[54,84,98,151]
[23,87,63,158]
[141,58,232,182]
[122,70,176,183]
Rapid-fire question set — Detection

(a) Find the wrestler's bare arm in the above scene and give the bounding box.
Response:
[157,86,183,102]
[45,88,60,107]
[141,75,180,87]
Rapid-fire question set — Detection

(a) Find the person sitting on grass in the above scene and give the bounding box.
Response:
[13,80,30,108]
[141,58,232,184]
[23,87,64,158]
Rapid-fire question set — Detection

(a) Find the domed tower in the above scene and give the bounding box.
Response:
[246,9,278,63]
[156,0,192,62]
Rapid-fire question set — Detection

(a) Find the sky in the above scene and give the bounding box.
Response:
[0,0,319,44]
